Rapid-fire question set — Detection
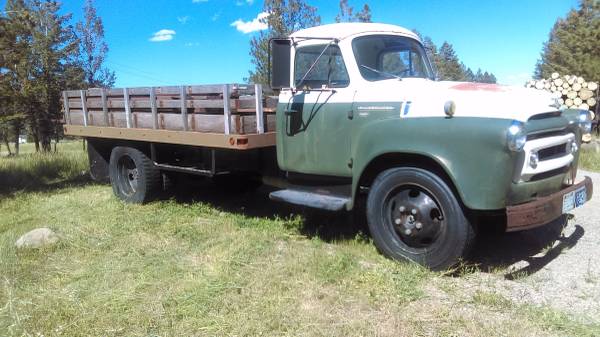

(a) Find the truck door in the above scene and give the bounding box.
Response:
[277,43,354,177]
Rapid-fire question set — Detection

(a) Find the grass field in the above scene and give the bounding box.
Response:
[580,147,600,172]
[0,142,599,336]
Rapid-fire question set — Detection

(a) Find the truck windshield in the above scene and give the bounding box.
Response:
[352,35,433,81]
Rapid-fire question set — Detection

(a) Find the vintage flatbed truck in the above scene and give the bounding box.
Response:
[63,23,593,270]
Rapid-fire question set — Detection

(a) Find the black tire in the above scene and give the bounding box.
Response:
[366,167,475,271]
[109,146,161,203]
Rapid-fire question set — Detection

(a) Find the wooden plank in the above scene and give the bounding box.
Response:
[63,125,276,150]
[150,87,158,129]
[123,88,132,128]
[80,90,89,126]
[180,85,188,131]
[65,90,81,98]
[70,111,274,134]
[66,84,259,98]
[255,84,264,134]
[101,89,109,126]
[63,91,71,124]
[223,84,231,135]
[68,98,230,110]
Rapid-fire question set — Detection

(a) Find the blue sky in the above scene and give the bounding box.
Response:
[2,0,579,87]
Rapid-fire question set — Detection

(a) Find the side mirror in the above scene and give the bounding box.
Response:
[269,38,292,89]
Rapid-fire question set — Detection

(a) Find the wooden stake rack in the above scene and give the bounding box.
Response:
[62,83,277,150]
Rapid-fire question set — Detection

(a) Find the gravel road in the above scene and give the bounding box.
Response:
[455,170,600,322]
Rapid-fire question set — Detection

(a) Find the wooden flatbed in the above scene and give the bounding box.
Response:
[62,83,277,150]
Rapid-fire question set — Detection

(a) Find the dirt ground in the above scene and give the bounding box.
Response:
[443,170,600,322]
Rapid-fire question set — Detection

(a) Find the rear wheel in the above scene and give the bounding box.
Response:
[109,146,161,203]
[366,167,475,271]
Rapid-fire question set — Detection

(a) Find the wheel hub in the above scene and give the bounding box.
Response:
[389,188,444,248]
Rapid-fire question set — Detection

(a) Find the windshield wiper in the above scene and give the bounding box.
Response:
[360,64,402,80]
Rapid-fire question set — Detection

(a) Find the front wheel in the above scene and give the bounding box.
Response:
[366,167,475,271]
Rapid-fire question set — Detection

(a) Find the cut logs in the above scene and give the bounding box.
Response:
[526,73,598,112]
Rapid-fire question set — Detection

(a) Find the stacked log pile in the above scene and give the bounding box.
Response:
[526,73,598,114]
[526,73,599,142]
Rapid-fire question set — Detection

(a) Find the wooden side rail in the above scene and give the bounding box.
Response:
[62,83,278,135]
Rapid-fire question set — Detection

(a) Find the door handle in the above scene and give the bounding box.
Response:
[347,110,353,120]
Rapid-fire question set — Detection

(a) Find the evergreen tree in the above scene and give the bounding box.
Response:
[0,0,33,154]
[412,30,496,83]
[248,0,320,85]
[335,0,371,23]
[535,0,600,82]
[437,42,466,81]
[463,65,474,82]
[76,0,115,88]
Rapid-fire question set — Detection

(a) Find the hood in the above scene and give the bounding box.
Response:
[357,79,559,122]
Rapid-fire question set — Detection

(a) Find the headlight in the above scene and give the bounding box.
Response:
[507,120,526,152]
[579,111,592,133]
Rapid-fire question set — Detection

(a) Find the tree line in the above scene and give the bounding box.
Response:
[3,0,592,156]
[535,0,599,85]
[0,0,113,154]
[248,0,497,85]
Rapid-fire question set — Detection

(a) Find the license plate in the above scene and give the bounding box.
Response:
[562,186,587,213]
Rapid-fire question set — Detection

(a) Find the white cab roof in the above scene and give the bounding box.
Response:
[290,23,420,42]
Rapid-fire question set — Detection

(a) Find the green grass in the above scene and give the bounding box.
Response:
[0,141,598,336]
[0,141,88,194]
[580,148,600,172]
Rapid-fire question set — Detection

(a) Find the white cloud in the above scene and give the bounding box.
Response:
[185,42,200,47]
[192,0,208,2]
[211,12,221,21]
[149,29,176,42]
[236,0,253,5]
[177,16,190,24]
[231,12,269,34]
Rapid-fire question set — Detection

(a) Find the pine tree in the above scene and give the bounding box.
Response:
[535,0,600,83]
[248,0,320,85]
[0,0,33,154]
[437,42,467,81]
[335,0,371,23]
[76,0,115,88]
[463,65,474,82]
[27,0,80,151]
[412,30,497,83]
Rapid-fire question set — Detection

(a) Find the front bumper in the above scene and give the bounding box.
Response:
[506,176,593,232]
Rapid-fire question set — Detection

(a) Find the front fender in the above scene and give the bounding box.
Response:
[351,117,517,210]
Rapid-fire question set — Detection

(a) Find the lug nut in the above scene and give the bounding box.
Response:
[399,206,405,212]
[395,218,402,225]
[411,208,417,215]
[415,222,423,229]
[404,228,412,235]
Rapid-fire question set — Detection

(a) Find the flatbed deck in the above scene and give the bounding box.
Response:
[62,83,277,150]
[63,125,276,150]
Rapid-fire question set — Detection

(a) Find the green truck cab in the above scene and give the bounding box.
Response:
[65,23,593,270]
[269,23,593,269]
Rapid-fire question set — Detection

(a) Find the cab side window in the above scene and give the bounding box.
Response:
[294,45,350,89]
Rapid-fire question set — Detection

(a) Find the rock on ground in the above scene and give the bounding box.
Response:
[15,227,59,249]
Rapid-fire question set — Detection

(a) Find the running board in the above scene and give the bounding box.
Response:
[269,189,350,211]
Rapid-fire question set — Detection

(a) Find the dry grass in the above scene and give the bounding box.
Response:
[0,142,598,336]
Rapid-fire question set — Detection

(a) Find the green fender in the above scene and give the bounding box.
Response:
[350,116,519,211]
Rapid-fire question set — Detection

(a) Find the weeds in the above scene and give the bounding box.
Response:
[0,141,597,336]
